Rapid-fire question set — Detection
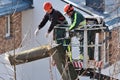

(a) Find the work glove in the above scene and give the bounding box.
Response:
[34,28,39,36]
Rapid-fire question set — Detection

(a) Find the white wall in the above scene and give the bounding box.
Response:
[0,54,14,80]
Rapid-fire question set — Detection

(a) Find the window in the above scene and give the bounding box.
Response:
[5,15,10,38]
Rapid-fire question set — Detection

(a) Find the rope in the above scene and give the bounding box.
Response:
[12,0,22,17]
[60,57,69,80]
[49,57,54,80]
[10,3,36,80]
[48,49,57,80]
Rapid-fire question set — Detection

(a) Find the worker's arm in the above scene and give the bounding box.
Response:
[45,22,56,38]
[34,14,49,36]
[69,13,77,30]
[48,21,57,33]
[38,13,49,30]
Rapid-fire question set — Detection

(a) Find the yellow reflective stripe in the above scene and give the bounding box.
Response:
[78,20,86,29]
[64,40,72,62]
[69,13,77,30]
[67,45,72,62]
[77,20,86,29]
[79,54,84,60]
[79,20,86,26]
[67,45,71,52]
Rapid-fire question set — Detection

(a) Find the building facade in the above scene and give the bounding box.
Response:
[0,13,22,53]
[0,0,33,54]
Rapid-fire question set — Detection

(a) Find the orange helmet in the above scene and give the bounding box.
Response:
[64,4,74,14]
[43,2,52,12]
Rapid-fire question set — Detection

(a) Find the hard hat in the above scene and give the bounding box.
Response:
[43,2,52,12]
[64,4,74,14]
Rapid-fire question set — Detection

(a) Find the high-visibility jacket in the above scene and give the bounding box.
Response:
[69,10,85,30]
[38,9,67,33]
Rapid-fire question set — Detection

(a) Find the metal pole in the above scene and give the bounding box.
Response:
[94,33,99,61]
[83,25,88,69]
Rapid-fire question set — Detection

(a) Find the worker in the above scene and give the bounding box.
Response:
[34,2,70,51]
[64,4,86,60]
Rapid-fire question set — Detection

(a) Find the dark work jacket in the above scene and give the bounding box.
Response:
[69,10,85,30]
[38,9,67,33]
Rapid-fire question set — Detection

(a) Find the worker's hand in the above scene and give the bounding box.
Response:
[34,28,39,36]
[45,33,49,38]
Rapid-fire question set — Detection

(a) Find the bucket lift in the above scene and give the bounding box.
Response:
[63,16,115,79]
[51,15,116,79]
[63,16,107,69]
